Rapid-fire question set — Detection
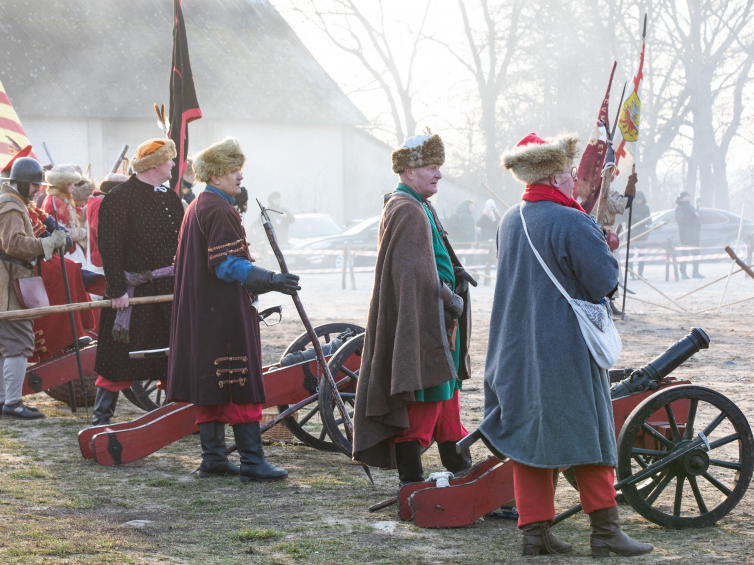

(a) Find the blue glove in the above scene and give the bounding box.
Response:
[43,216,68,233]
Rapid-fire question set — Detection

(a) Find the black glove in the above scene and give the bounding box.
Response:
[243,266,301,296]
[453,265,478,288]
[65,233,73,253]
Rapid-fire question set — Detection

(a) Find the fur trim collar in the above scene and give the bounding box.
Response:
[192,137,246,183]
[501,133,580,185]
[131,140,177,173]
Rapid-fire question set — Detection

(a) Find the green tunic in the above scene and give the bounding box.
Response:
[394,184,462,402]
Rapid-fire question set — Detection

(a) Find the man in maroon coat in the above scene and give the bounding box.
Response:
[167,137,300,482]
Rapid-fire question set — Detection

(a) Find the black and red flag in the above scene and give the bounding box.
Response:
[169,0,202,192]
[574,62,616,214]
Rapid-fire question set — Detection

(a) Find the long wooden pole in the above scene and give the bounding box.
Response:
[51,198,88,414]
[617,215,653,238]
[481,184,510,210]
[615,222,668,250]
[0,295,173,322]
[256,199,374,485]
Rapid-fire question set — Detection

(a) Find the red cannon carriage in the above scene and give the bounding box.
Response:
[369,328,753,531]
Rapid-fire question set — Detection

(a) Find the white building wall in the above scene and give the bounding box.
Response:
[24,118,89,168]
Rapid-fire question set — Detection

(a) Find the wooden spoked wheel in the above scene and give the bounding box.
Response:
[617,385,753,528]
[277,323,364,451]
[123,380,167,412]
[318,334,364,456]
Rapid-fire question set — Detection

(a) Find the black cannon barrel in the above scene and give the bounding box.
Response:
[637,327,709,382]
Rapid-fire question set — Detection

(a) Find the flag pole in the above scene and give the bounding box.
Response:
[620,164,636,319]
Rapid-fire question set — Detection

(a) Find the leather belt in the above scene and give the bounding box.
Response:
[0,253,34,270]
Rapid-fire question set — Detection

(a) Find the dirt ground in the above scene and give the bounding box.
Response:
[1,260,753,564]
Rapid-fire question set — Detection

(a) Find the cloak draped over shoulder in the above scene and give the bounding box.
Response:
[352,193,470,469]
[480,201,619,468]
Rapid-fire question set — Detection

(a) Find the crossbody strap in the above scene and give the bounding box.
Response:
[518,204,572,303]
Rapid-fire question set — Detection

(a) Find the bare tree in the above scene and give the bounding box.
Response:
[427,0,527,194]
[292,0,432,145]
[658,0,754,208]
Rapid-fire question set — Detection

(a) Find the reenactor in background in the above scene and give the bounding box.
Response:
[92,139,183,425]
[0,158,66,419]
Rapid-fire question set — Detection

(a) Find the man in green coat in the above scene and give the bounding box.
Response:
[352,130,474,485]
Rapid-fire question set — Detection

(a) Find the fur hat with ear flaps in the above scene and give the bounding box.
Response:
[45,164,82,187]
[192,137,246,183]
[391,129,445,174]
[501,132,580,185]
[131,139,177,173]
[72,176,95,201]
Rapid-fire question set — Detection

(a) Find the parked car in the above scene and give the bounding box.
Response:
[287,213,344,247]
[640,207,754,252]
[289,216,380,269]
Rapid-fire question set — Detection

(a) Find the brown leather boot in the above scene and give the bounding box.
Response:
[520,521,573,556]
[589,506,654,557]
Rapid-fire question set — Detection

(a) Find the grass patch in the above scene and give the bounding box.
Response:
[61,494,98,509]
[230,527,283,542]
[144,477,174,487]
[8,468,48,479]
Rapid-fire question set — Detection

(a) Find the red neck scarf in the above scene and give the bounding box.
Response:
[522,183,585,213]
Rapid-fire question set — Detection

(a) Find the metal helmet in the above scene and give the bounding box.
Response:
[9,157,45,184]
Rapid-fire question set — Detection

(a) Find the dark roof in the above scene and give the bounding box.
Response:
[0,0,364,124]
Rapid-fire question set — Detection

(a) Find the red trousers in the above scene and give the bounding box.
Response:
[513,461,616,527]
[395,390,468,447]
[195,402,263,426]
[95,376,134,392]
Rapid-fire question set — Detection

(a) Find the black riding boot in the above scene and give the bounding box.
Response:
[438,441,472,475]
[92,387,119,426]
[233,421,288,482]
[197,421,240,478]
[395,440,425,485]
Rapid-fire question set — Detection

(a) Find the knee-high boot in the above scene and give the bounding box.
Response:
[232,421,287,482]
[437,441,472,475]
[92,387,119,426]
[395,440,424,485]
[197,421,240,477]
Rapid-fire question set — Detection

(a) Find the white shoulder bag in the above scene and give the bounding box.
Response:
[519,205,621,369]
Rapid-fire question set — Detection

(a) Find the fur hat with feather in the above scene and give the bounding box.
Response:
[391,128,445,174]
[192,137,246,183]
[501,132,580,185]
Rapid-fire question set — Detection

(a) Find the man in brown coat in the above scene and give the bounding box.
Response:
[0,158,65,419]
[352,131,474,485]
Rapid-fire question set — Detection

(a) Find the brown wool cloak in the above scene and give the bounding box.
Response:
[352,193,469,469]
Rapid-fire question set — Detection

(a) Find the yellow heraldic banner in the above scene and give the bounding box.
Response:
[0,78,38,171]
[613,26,646,177]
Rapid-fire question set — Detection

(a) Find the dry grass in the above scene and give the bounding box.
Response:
[1,269,753,564]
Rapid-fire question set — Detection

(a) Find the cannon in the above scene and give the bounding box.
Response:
[378,328,753,530]
[76,318,367,465]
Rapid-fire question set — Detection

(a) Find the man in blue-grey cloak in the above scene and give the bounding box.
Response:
[480,132,653,558]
